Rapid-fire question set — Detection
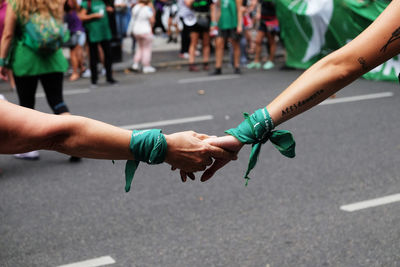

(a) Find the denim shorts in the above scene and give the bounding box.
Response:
[69,31,87,47]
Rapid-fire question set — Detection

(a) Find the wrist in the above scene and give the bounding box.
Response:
[210,21,217,27]
[0,58,8,67]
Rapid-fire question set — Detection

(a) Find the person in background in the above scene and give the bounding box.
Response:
[152,0,167,34]
[0,0,15,90]
[246,0,278,70]
[166,0,179,43]
[177,0,192,59]
[186,0,215,71]
[210,0,243,75]
[114,0,131,38]
[0,0,75,161]
[241,0,256,60]
[127,0,156,73]
[80,0,118,87]
[65,0,87,81]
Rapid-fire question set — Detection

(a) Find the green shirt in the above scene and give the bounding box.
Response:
[9,0,68,77]
[218,0,238,30]
[81,0,112,43]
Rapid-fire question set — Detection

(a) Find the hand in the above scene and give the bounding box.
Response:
[236,24,243,34]
[0,67,9,81]
[164,131,238,174]
[92,13,103,19]
[200,135,243,182]
[106,6,114,13]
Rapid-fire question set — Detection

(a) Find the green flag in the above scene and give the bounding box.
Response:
[276,0,397,81]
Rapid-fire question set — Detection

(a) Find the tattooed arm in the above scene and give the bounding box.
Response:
[268,0,400,126]
[199,1,400,182]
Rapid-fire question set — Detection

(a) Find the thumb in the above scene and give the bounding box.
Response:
[206,144,237,160]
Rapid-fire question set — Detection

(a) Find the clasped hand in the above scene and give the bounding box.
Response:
[164,131,243,182]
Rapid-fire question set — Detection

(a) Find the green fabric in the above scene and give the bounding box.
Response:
[11,42,68,76]
[218,0,238,29]
[22,13,69,54]
[225,107,296,185]
[276,0,397,82]
[81,0,112,43]
[125,129,168,192]
[8,0,68,76]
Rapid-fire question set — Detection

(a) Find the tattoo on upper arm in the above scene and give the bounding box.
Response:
[281,90,324,117]
[380,27,400,53]
[358,57,369,70]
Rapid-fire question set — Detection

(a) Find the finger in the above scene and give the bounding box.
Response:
[194,133,211,140]
[207,145,237,160]
[201,158,231,182]
[187,172,195,180]
[180,170,187,182]
[205,157,213,166]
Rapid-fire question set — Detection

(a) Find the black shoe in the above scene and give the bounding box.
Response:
[210,68,222,75]
[106,79,118,85]
[234,68,241,74]
[69,156,82,163]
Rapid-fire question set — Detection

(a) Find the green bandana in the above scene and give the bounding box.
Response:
[225,107,296,185]
[125,129,167,192]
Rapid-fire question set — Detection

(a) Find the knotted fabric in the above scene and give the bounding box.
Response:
[125,129,167,192]
[225,107,296,185]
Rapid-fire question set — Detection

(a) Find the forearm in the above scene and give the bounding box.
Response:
[0,5,16,59]
[0,101,133,159]
[78,10,100,22]
[50,116,133,160]
[267,50,362,126]
[267,0,400,127]
[235,0,242,27]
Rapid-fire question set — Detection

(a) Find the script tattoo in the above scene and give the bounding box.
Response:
[380,27,400,53]
[358,57,369,70]
[281,89,324,117]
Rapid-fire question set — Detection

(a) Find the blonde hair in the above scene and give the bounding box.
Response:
[14,0,65,22]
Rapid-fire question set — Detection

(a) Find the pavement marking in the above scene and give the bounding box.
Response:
[340,193,400,212]
[119,115,214,130]
[57,256,115,267]
[178,75,239,84]
[37,88,91,98]
[320,92,393,105]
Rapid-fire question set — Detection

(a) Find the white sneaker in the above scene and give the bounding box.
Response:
[143,66,156,73]
[14,151,40,160]
[81,69,91,78]
[100,68,106,76]
[131,63,140,71]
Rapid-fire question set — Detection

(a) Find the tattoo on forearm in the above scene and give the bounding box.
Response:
[380,27,400,53]
[281,89,324,117]
[358,57,369,70]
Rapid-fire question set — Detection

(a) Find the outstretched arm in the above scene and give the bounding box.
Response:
[0,100,236,173]
[201,0,400,181]
[269,0,400,126]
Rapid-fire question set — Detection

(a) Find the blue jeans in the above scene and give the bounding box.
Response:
[115,10,130,38]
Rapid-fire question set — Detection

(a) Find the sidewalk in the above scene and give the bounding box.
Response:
[0,34,285,92]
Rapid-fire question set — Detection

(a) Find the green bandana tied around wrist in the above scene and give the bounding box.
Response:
[225,107,296,186]
[125,129,167,192]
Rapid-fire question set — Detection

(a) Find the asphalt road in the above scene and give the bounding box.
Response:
[1,65,400,267]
